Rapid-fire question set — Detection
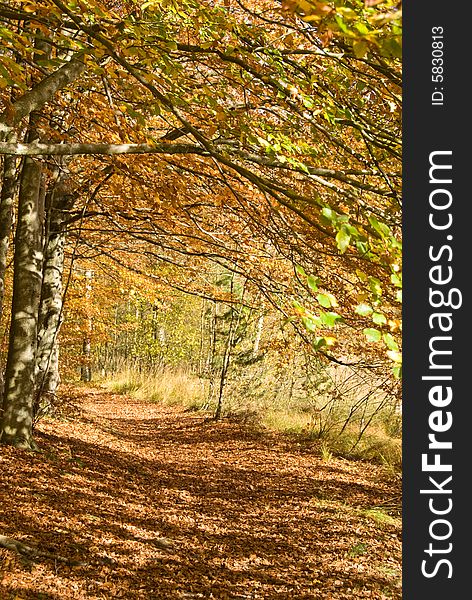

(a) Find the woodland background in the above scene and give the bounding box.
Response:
[0,1,402,598]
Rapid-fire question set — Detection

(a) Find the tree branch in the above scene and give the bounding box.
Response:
[0,141,208,156]
[0,53,85,139]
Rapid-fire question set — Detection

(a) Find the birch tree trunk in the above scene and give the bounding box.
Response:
[0,157,44,448]
[0,155,17,401]
[0,53,85,142]
[0,156,16,321]
[34,192,72,412]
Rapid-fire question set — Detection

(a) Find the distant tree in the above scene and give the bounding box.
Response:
[0,0,401,447]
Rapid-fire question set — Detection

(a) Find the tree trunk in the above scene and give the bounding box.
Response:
[0,157,44,449]
[0,156,16,321]
[80,269,93,382]
[202,301,218,410]
[34,192,72,413]
[214,304,238,421]
[252,313,264,358]
[214,333,232,421]
[81,338,92,382]
[214,278,237,421]
[0,52,85,141]
[43,343,60,396]
[0,155,17,400]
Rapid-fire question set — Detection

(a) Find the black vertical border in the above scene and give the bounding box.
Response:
[403,2,469,597]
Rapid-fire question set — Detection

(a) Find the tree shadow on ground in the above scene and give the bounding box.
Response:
[0,390,401,599]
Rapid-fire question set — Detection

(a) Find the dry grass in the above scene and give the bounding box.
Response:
[326,425,402,470]
[104,368,207,410]
[261,410,401,470]
[262,409,317,434]
[105,370,401,470]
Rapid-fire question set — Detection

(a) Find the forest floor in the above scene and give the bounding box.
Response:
[0,386,401,600]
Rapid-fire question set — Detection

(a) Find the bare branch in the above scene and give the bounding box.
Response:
[0,54,85,140]
[0,141,208,156]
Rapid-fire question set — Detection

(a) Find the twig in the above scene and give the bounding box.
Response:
[0,534,88,566]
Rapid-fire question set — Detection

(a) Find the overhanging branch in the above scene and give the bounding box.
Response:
[0,141,209,156]
[0,53,85,140]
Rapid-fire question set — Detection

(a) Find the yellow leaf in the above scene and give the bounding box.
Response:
[387,350,402,363]
[353,40,368,58]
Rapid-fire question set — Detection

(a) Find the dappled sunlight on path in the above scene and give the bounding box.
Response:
[1,387,401,599]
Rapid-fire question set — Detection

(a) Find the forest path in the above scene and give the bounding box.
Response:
[0,386,401,600]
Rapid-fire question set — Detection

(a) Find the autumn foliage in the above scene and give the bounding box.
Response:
[0,2,401,595]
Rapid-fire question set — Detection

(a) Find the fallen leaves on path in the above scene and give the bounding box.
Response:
[0,387,401,599]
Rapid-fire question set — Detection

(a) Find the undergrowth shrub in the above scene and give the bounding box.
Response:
[105,362,401,470]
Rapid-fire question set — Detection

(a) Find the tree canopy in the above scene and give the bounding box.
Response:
[0,0,402,448]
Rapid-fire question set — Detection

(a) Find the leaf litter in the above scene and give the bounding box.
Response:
[0,387,401,599]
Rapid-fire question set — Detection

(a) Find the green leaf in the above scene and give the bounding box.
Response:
[387,350,402,363]
[383,333,399,352]
[302,316,317,332]
[393,365,402,379]
[313,336,327,350]
[316,293,332,308]
[364,328,381,343]
[372,312,387,325]
[321,207,337,224]
[368,215,391,237]
[385,38,402,58]
[354,22,370,35]
[391,236,402,250]
[355,303,373,316]
[336,228,351,253]
[368,277,382,297]
[335,15,349,33]
[345,224,359,237]
[302,95,315,109]
[307,275,319,292]
[295,265,306,277]
[356,241,370,255]
[320,311,342,327]
[338,7,357,20]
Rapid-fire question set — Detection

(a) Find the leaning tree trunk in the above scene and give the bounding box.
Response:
[34,191,72,414]
[0,157,44,449]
